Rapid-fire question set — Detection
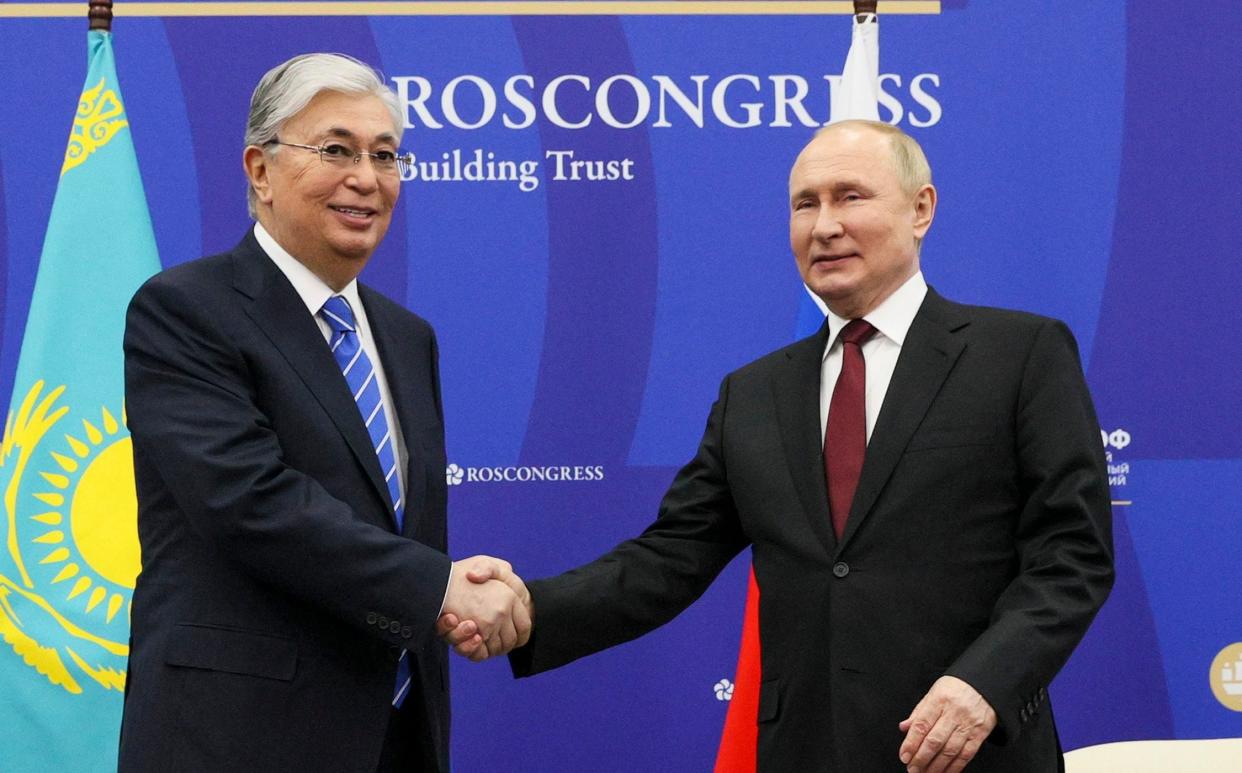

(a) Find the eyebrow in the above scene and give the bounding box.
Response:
[791,179,872,202]
[790,187,816,204]
[323,126,399,146]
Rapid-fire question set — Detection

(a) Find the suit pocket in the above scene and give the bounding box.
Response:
[906,423,997,451]
[165,623,297,681]
[757,677,781,723]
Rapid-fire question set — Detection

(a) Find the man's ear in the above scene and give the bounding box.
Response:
[243,145,273,207]
[912,183,937,239]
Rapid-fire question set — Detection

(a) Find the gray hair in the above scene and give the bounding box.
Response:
[244,53,404,217]
[814,119,932,197]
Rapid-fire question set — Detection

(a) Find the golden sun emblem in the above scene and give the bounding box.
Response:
[32,405,137,622]
[1,380,132,694]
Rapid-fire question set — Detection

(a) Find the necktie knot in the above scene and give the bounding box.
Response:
[320,295,356,335]
[840,318,876,347]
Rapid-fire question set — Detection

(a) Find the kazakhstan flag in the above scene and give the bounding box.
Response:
[0,29,159,772]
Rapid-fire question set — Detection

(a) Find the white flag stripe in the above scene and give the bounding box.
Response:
[830,13,880,123]
[804,283,831,316]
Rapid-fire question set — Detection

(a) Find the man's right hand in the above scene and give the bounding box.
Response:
[438,556,532,661]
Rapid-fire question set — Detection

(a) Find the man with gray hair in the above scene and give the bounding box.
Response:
[118,53,528,772]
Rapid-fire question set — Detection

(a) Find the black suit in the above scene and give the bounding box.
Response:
[119,232,452,772]
[512,289,1114,772]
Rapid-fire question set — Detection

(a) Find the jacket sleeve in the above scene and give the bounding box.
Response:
[945,319,1115,744]
[511,376,750,676]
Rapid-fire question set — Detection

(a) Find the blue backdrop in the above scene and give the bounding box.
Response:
[2,0,1240,769]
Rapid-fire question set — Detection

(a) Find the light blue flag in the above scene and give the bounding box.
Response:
[0,29,160,772]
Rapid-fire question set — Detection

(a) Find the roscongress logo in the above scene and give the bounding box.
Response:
[391,70,944,193]
[393,71,943,131]
[445,463,605,486]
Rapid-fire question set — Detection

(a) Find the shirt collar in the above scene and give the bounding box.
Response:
[821,271,928,361]
[253,222,362,318]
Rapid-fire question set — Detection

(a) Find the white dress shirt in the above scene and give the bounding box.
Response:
[253,222,409,508]
[819,271,929,446]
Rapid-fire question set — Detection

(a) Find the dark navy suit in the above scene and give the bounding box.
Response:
[119,232,451,772]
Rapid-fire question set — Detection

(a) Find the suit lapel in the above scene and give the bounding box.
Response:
[835,289,969,554]
[361,286,428,538]
[229,234,395,525]
[772,318,839,558]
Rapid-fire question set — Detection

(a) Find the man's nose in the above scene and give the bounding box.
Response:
[812,206,844,240]
[344,155,381,191]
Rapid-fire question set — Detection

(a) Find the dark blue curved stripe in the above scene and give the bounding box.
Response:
[161,19,407,303]
[1052,507,1173,747]
[367,18,550,466]
[512,17,659,465]
[113,18,203,271]
[0,19,81,417]
[1088,0,1242,458]
[1062,0,1242,746]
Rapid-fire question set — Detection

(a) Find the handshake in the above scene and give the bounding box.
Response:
[436,555,532,661]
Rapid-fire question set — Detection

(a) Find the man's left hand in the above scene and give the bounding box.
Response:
[436,556,533,662]
[898,675,996,773]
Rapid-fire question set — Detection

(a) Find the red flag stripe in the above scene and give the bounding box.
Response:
[713,568,761,773]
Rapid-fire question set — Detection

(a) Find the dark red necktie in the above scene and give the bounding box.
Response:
[825,319,876,539]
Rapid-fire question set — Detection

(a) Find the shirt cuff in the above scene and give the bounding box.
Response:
[436,562,453,618]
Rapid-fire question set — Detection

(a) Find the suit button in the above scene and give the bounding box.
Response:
[401,626,413,639]
[377,616,389,628]
[832,562,850,578]
[1027,701,1036,714]
[1039,687,1047,701]
[366,612,378,625]
[1020,708,1028,723]
[389,620,401,634]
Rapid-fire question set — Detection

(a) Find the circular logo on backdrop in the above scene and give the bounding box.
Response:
[445,464,464,486]
[1209,642,1242,711]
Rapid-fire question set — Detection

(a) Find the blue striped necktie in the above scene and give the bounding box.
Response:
[319,294,413,708]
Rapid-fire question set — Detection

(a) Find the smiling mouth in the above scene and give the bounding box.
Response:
[813,253,857,264]
[330,205,376,218]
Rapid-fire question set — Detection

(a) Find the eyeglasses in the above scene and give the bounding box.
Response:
[266,139,412,177]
